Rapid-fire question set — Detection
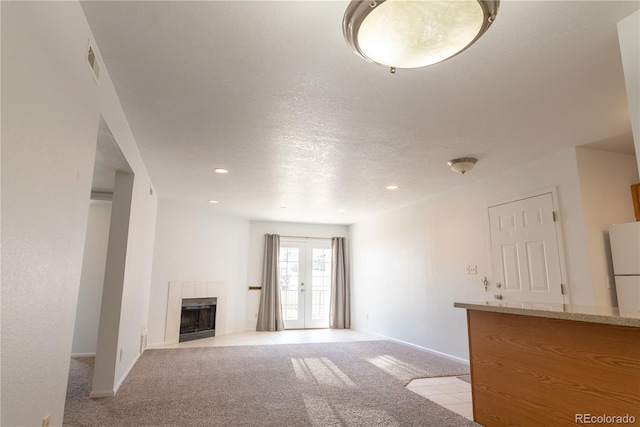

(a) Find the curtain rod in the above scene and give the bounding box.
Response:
[278,235,333,240]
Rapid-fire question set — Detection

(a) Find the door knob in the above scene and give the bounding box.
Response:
[494,294,503,300]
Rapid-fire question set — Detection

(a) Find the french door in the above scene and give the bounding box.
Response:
[279,240,332,329]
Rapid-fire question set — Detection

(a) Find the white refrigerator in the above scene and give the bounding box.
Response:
[609,221,640,314]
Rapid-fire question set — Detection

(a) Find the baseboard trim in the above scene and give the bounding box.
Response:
[90,348,145,399]
[352,329,470,365]
[89,389,115,399]
[71,352,96,357]
[147,341,166,349]
[113,349,143,395]
[388,336,469,365]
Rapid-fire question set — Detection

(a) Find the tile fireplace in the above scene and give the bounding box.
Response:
[179,297,217,342]
[165,281,227,345]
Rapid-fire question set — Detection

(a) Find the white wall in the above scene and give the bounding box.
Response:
[576,147,639,306]
[72,201,112,356]
[350,148,592,362]
[147,199,251,347]
[2,3,99,425]
[246,221,349,329]
[618,10,640,174]
[1,2,158,423]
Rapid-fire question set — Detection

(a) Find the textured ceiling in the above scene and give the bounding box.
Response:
[81,1,638,224]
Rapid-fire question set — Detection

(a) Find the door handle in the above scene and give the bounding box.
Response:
[300,289,305,293]
[494,294,503,300]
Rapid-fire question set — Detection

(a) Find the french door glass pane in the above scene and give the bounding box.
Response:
[280,247,300,321]
[311,248,331,321]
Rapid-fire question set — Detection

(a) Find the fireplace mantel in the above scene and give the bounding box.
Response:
[165,281,227,344]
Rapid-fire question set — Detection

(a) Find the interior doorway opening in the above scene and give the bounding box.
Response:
[71,116,135,398]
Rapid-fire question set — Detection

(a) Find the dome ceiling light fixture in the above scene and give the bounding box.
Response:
[448,157,478,174]
[343,0,500,73]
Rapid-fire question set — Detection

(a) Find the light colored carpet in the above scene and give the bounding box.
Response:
[64,340,478,426]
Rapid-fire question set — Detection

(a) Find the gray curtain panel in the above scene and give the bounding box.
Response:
[330,237,351,329]
[256,234,284,331]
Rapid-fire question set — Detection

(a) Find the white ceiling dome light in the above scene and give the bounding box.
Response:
[343,0,499,73]
[448,157,478,174]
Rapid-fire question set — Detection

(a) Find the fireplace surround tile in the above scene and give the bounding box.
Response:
[164,281,227,345]
[182,282,195,298]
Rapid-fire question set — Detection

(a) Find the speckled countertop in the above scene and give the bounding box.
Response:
[454,301,640,328]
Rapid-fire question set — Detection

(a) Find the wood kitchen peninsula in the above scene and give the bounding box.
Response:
[454,301,640,427]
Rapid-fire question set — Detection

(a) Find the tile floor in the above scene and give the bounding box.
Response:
[157,328,384,349]
[406,376,474,421]
[159,330,476,423]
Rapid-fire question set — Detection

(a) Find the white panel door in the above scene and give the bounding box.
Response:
[489,193,565,303]
[280,240,331,329]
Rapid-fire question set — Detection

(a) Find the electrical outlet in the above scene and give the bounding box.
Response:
[469,265,478,275]
[42,415,50,427]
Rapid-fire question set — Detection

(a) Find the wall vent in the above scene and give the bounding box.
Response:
[87,42,100,82]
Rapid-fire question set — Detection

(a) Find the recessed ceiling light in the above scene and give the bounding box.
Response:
[208,200,219,204]
[214,168,229,174]
[386,185,399,190]
[337,209,346,213]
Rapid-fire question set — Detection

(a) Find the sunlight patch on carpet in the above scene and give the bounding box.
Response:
[303,394,401,427]
[335,402,400,426]
[367,354,424,380]
[303,394,342,426]
[292,357,355,386]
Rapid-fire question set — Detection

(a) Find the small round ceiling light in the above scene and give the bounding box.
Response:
[214,168,229,174]
[343,0,499,72]
[448,157,478,174]
[386,185,399,190]
[208,200,219,204]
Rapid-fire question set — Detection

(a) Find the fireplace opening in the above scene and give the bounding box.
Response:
[179,297,217,342]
